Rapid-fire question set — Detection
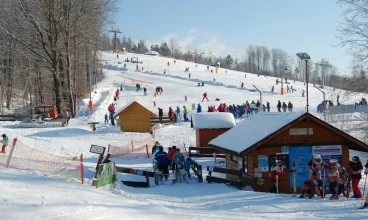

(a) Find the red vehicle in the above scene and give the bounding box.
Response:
[35,105,58,119]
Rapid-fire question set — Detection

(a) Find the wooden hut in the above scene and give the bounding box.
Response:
[114,101,156,132]
[192,112,236,148]
[209,112,368,194]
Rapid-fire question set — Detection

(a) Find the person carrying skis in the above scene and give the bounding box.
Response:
[154,146,170,181]
[269,159,288,193]
[0,134,9,153]
[277,100,281,112]
[326,158,340,200]
[348,156,363,198]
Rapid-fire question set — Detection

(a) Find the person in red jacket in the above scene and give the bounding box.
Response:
[115,89,119,100]
[202,92,209,102]
[269,159,289,193]
[168,146,177,173]
[168,107,174,118]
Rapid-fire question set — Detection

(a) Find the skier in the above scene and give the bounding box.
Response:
[286,85,290,93]
[276,79,279,85]
[300,154,325,198]
[302,90,305,97]
[168,107,174,118]
[202,92,209,102]
[143,87,147,96]
[167,61,170,66]
[287,101,293,112]
[266,101,270,112]
[152,141,162,155]
[337,95,340,105]
[192,103,196,110]
[154,146,170,181]
[183,106,188,121]
[158,108,163,122]
[168,146,177,173]
[348,156,363,198]
[207,65,209,70]
[164,69,166,74]
[282,102,287,112]
[176,106,182,121]
[361,162,368,208]
[189,73,191,79]
[174,60,176,64]
[184,158,193,178]
[326,158,340,200]
[120,83,123,91]
[0,134,9,153]
[290,85,295,93]
[277,101,281,112]
[201,81,204,86]
[115,89,119,100]
[269,159,288,193]
[174,148,185,183]
[271,85,274,92]
[197,103,202,113]
[104,113,109,124]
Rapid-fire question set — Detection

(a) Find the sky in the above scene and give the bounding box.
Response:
[112,0,350,74]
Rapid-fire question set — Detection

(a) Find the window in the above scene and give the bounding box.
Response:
[231,154,237,162]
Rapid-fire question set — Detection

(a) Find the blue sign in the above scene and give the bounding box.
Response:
[289,146,313,188]
[258,155,269,172]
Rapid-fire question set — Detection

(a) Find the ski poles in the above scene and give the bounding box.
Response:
[293,161,296,196]
[276,172,279,194]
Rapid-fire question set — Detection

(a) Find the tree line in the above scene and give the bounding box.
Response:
[0,0,115,117]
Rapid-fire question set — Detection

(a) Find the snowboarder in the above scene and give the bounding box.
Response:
[349,156,363,198]
[0,134,9,153]
[154,146,170,181]
[202,92,209,102]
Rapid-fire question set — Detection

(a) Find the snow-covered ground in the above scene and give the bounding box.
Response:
[1,51,368,220]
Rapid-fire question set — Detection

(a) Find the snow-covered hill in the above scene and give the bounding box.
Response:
[1,51,368,220]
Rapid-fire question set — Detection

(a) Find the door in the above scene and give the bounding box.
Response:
[289,146,313,188]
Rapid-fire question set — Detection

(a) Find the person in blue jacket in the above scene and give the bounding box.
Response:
[154,146,170,180]
[1,134,9,153]
[197,104,202,113]
[184,158,193,178]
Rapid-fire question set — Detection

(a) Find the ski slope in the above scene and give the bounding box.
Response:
[1,51,368,220]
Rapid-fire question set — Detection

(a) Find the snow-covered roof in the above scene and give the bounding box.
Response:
[114,101,156,117]
[144,51,160,56]
[192,112,236,129]
[209,112,306,154]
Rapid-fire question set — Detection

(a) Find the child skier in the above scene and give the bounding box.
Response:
[327,158,340,200]
[184,157,192,178]
[300,154,324,198]
[269,159,288,193]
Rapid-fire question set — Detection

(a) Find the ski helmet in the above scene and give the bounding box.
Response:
[330,158,338,164]
[1,134,5,138]
[313,154,322,164]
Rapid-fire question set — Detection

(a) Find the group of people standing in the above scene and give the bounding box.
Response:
[276,100,294,112]
[152,142,192,183]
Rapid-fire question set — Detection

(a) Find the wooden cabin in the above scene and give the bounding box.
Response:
[209,112,368,194]
[114,101,156,132]
[191,112,236,148]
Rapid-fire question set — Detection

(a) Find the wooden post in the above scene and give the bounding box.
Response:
[107,144,110,153]
[131,140,134,151]
[146,144,149,158]
[80,154,84,184]
[5,137,18,168]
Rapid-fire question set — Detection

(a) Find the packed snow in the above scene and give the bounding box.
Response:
[209,112,305,153]
[1,51,368,219]
[192,112,236,129]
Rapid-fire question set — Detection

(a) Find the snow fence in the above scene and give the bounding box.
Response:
[0,138,84,183]
[108,135,188,159]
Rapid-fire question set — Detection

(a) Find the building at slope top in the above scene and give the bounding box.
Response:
[208,112,368,194]
[114,101,156,132]
[191,112,236,148]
